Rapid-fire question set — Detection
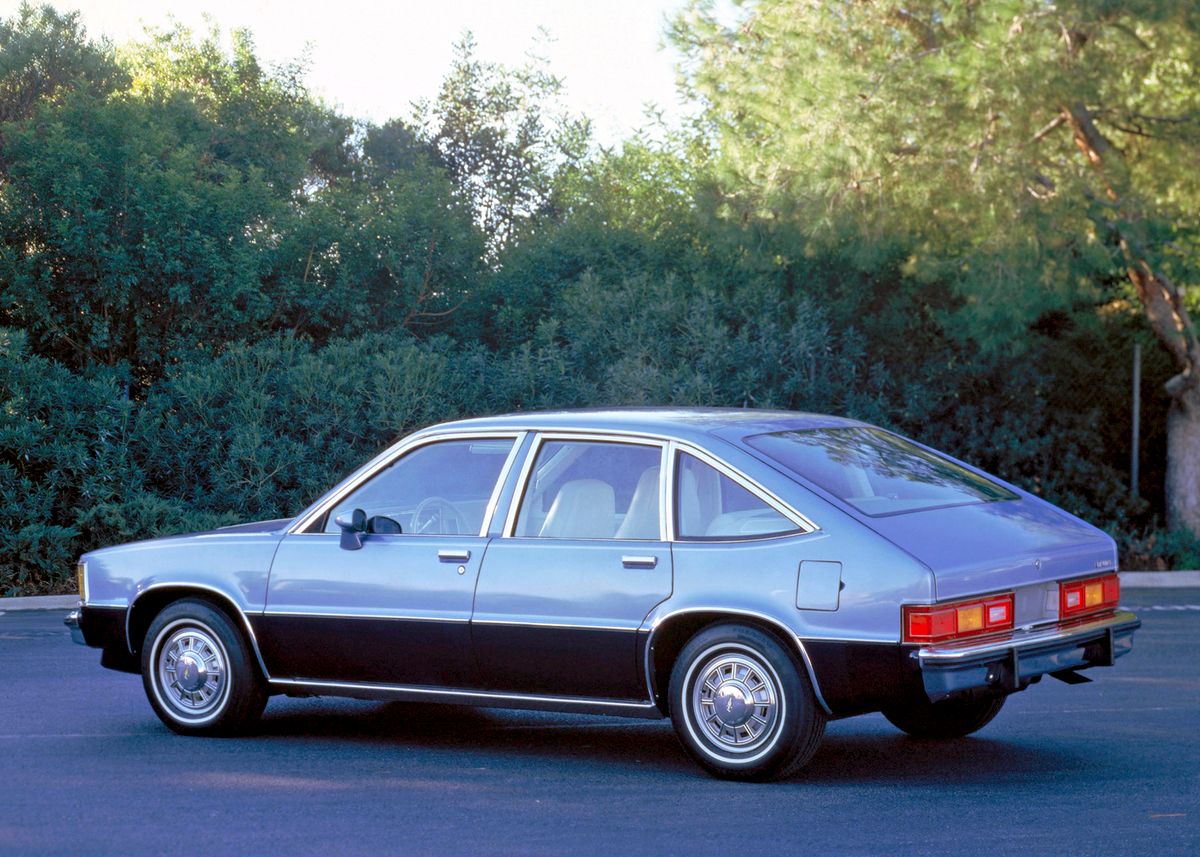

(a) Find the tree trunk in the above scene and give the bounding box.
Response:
[1166,387,1200,536]
[1064,103,1200,539]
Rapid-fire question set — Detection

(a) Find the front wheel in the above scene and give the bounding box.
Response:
[141,600,267,736]
[669,624,826,781]
[882,694,1006,739]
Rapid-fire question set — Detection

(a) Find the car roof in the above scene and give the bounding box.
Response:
[418,407,864,446]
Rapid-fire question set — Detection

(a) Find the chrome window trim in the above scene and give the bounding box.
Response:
[288,431,525,536]
[480,433,527,536]
[668,442,817,541]
[502,432,670,540]
[125,583,273,680]
[643,607,833,715]
[267,678,660,715]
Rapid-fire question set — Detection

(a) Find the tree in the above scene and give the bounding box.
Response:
[265,122,485,341]
[673,0,1200,535]
[0,3,124,141]
[419,33,590,258]
[0,19,348,382]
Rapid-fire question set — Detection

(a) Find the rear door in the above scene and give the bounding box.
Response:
[471,435,673,700]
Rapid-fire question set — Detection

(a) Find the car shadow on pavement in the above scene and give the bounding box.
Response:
[800,730,1087,785]
[252,697,1090,783]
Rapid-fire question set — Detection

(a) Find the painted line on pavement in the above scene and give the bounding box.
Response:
[1133,604,1200,611]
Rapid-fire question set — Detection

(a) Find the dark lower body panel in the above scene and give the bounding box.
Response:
[67,605,140,673]
[803,640,910,718]
[471,624,649,700]
[250,614,477,687]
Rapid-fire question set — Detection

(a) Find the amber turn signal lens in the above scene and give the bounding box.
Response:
[904,593,1015,643]
[1060,573,1119,619]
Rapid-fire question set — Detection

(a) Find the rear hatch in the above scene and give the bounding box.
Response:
[862,498,1116,600]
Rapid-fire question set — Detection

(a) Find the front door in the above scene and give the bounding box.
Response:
[472,437,673,700]
[256,436,516,686]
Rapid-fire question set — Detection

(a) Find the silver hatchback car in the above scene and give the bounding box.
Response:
[68,409,1139,780]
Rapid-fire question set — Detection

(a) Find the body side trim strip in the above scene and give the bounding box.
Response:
[471,618,644,632]
[256,613,651,633]
[260,611,471,623]
[268,678,661,718]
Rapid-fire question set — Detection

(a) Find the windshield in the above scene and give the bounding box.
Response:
[746,427,1017,516]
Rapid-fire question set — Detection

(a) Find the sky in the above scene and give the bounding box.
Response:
[5,0,707,145]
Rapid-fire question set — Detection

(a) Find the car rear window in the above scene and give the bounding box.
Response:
[745,427,1017,517]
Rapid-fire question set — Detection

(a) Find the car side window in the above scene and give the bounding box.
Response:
[515,440,663,540]
[322,438,514,536]
[675,452,799,540]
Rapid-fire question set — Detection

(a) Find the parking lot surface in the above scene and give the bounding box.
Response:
[1,590,1196,856]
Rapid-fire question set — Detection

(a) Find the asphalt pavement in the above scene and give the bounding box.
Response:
[1,591,1197,857]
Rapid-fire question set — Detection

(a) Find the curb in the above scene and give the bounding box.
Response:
[1,571,1198,611]
[0,595,79,611]
[1119,571,1200,589]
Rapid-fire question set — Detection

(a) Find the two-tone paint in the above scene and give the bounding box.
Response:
[68,408,1139,721]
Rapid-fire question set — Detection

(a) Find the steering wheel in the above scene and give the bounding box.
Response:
[410,496,468,535]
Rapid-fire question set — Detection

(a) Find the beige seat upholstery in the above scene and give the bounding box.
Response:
[615,467,660,539]
[539,479,616,539]
[678,463,722,538]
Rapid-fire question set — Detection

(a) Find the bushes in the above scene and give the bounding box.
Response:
[1,254,1181,595]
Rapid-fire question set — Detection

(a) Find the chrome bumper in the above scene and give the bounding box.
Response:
[915,610,1140,701]
[64,609,85,645]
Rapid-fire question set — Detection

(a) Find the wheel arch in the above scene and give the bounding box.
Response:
[126,584,270,680]
[645,608,832,716]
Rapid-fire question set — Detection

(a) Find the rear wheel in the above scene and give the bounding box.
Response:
[141,599,266,736]
[883,694,1006,739]
[669,624,826,781]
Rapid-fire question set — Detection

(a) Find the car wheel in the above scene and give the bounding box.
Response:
[141,599,267,736]
[882,694,1006,739]
[669,623,826,781]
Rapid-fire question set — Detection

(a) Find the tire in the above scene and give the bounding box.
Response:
[669,623,826,781]
[141,599,267,736]
[882,693,1006,739]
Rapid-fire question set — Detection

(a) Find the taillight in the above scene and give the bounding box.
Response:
[904,593,1014,643]
[1059,573,1119,619]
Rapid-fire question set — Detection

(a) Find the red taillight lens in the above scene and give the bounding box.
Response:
[904,593,1015,643]
[1059,573,1120,619]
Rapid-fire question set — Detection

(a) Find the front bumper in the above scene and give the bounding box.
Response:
[65,608,85,645]
[915,609,1140,701]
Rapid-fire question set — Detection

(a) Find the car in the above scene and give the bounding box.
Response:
[66,408,1140,780]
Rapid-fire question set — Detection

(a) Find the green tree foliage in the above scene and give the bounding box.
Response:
[420,33,590,258]
[266,121,485,341]
[672,0,1200,534]
[1,3,1197,594]
[0,2,124,129]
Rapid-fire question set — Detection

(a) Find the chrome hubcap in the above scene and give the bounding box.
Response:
[692,654,778,751]
[157,626,226,717]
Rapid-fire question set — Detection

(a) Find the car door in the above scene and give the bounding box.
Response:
[255,435,519,687]
[471,435,673,700]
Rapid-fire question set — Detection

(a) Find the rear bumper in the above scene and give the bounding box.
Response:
[915,610,1140,701]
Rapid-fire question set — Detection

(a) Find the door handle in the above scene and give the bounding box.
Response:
[622,555,658,569]
[438,549,471,563]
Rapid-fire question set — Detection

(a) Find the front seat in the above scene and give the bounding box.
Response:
[539,479,616,539]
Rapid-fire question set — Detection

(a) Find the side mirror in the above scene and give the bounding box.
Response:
[335,508,367,551]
